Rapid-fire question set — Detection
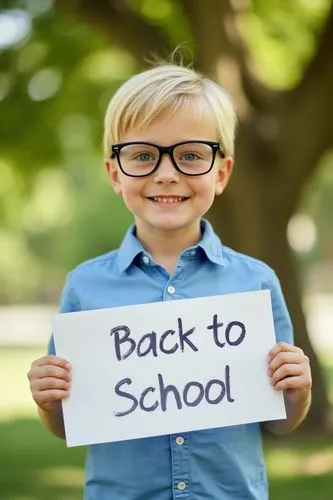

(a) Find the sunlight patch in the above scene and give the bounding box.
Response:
[266,450,300,477]
[0,407,37,422]
[302,450,333,476]
[37,467,84,487]
[267,447,333,477]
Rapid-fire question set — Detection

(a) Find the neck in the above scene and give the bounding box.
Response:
[136,222,202,273]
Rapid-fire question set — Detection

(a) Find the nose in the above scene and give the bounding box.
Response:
[152,154,179,184]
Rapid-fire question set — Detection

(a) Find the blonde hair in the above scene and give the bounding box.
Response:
[103,64,237,157]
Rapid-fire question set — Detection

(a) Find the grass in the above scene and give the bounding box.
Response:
[0,347,85,499]
[265,437,333,499]
[1,346,333,499]
[0,418,85,500]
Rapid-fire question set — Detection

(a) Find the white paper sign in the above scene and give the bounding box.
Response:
[52,290,286,447]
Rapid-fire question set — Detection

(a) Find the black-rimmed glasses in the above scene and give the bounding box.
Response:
[110,141,225,177]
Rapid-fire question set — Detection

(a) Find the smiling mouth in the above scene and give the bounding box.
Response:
[148,196,190,204]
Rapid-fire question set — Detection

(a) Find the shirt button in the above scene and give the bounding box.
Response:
[167,285,175,294]
[142,256,150,265]
[190,250,196,255]
[175,436,184,445]
[177,481,187,491]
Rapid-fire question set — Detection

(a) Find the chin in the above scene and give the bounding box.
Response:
[154,222,184,231]
[150,217,196,232]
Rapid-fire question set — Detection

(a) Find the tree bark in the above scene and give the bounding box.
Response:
[209,111,331,429]
[279,2,333,214]
[210,187,329,431]
[55,0,172,60]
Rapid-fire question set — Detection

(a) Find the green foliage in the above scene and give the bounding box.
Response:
[0,2,138,302]
[0,0,332,303]
[133,0,193,47]
[243,0,331,88]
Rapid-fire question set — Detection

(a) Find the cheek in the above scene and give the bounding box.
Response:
[194,178,217,197]
[120,180,143,204]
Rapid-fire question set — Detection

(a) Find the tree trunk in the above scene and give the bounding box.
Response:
[208,141,331,432]
[272,232,330,432]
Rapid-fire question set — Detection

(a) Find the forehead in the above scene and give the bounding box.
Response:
[121,104,219,145]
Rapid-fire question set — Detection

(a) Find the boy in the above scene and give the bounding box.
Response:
[28,63,312,499]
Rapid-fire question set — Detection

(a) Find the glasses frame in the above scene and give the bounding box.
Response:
[110,140,225,177]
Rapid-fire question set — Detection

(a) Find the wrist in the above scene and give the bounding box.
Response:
[286,387,311,406]
[38,406,63,419]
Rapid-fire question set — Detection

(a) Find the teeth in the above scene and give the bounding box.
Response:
[152,196,185,203]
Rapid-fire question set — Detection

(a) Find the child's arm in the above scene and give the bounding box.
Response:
[264,342,312,434]
[27,355,71,439]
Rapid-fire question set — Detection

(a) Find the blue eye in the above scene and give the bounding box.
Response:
[182,152,200,161]
[135,153,154,161]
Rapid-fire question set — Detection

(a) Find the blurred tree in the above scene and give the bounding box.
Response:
[1,0,332,430]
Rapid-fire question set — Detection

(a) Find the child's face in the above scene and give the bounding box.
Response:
[106,105,233,240]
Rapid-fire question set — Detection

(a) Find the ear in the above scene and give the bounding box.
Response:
[105,158,122,196]
[215,156,234,196]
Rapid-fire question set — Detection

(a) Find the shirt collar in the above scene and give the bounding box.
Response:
[196,219,226,267]
[117,219,225,273]
[117,225,145,273]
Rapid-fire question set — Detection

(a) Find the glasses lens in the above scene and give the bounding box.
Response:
[119,144,159,176]
[173,143,213,175]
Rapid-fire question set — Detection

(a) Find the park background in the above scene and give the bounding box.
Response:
[1,0,333,498]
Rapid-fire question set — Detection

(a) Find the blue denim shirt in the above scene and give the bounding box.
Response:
[50,219,293,500]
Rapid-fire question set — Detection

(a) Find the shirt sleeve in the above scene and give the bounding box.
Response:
[268,272,294,345]
[48,276,81,355]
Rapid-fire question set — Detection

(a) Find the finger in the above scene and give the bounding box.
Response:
[33,355,71,370]
[268,342,303,360]
[39,365,72,381]
[28,364,71,382]
[32,377,71,392]
[35,389,70,405]
[268,351,304,374]
[270,363,303,386]
[274,375,311,391]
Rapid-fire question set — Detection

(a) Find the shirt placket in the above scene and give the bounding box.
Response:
[142,256,194,498]
[170,433,191,498]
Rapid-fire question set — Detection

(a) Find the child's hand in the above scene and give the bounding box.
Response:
[267,342,312,405]
[27,355,71,414]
